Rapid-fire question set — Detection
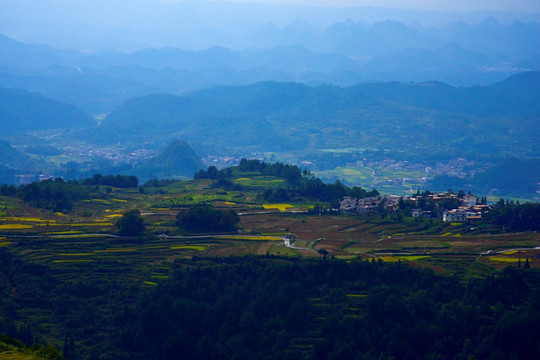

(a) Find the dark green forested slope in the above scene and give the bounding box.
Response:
[1,247,540,360]
[0,88,94,134]
[139,139,204,179]
[119,258,540,360]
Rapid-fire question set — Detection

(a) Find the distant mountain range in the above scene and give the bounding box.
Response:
[0,15,538,114]
[0,70,538,196]
[2,0,539,50]
[1,71,537,161]
[95,72,540,161]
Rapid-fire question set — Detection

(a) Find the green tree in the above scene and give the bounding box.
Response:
[176,205,239,233]
[116,209,146,236]
[377,200,387,218]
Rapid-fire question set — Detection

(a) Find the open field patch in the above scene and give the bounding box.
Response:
[44,231,84,235]
[69,222,114,226]
[489,257,521,263]
[263,204,294,211]
[169,245,206,251]
[346,294,367,298]
[1,217,55,223]
[398,255,431,261]
[83,199,112,204]
[49,234,106,238]
[0,353,43,360]
[394,239,450,250]
[500,250,520,254]
[235,176,286,189]
[219,235,283,241]
[93,248,137,253]
[58,253,94,256]
[0,224,33,230]
[267,242,299,256]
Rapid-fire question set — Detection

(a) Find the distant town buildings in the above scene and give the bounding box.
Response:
[340,190,489,222]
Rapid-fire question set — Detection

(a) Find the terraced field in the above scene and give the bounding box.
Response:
[2,178,539,285]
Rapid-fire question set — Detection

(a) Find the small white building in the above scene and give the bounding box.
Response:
[443,209,467,222]
[462,194,477,206]
[340,197,358,214]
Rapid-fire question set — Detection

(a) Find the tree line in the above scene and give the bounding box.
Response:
[82,174,138,188]
[485,199,540,232]
[195,160,378,204]
[0,175,139,212]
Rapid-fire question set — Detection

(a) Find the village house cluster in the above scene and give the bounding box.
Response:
[340,191,490,222]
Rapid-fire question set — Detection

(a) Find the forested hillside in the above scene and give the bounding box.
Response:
[97,72,540,160]
[1,252,539,360]
[0,88,94,133]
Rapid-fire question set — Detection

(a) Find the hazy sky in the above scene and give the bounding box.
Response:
[1,0,539,51]
[195,0,540,12]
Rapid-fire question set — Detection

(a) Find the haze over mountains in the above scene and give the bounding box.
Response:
[0,1,539,198]
[0,88,93,133]
[96,72,540,157]
[0,2,539,114]
[1,72,538,187]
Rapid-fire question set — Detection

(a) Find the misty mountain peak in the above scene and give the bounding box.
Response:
[479,17,504,29]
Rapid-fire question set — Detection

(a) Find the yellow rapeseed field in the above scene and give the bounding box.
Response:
[71,222,114,226]
[500,250,519,254]
[83,199,111,204]
[50,234,104,238]
[263,204,294,212]
[1,217,55,223]
[170,245,206,251]
[489,256,520,263]
[0,224,33,230]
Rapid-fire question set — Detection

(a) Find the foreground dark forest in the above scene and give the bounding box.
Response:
[1,250,540,360]
[1,163,540,359]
